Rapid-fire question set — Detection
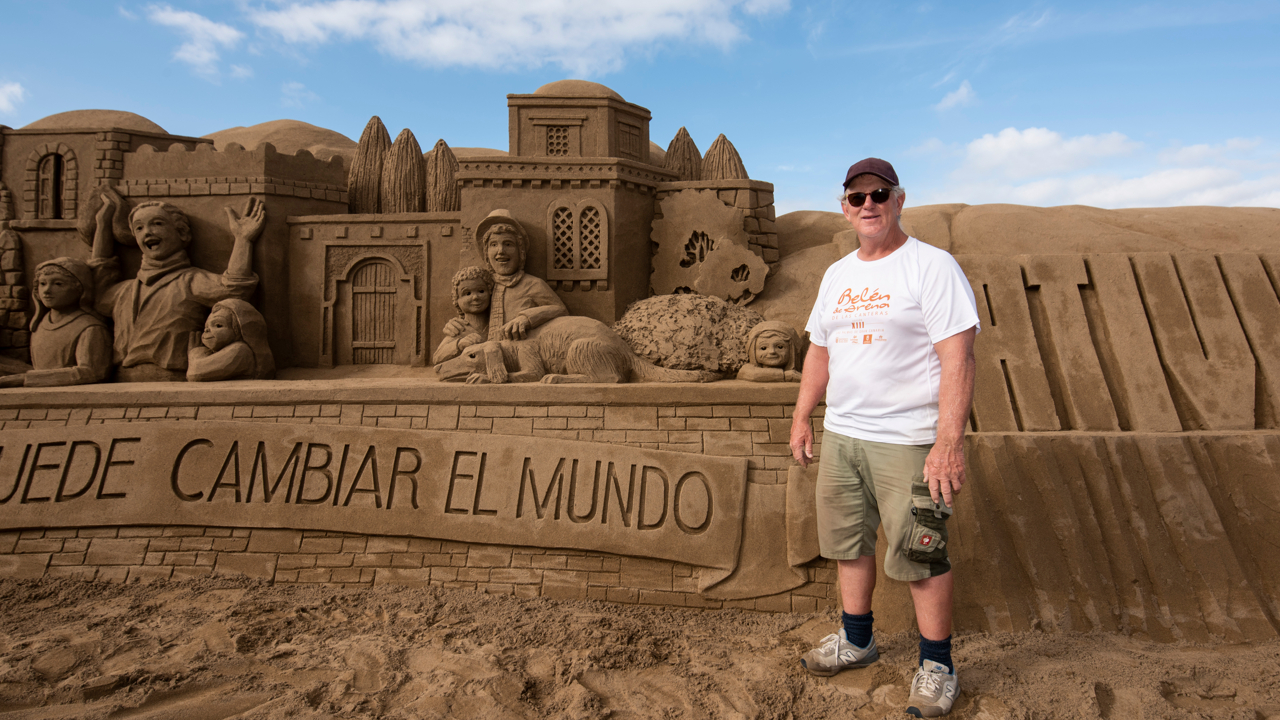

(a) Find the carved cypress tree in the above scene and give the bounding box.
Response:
[423,139,460,212]
[381,128,426,213]
[349,116,391,214]
[701,134,748,181]
[664,127,702,182]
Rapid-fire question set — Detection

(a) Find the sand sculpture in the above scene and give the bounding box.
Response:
[0,257,109,387]
[435,315,720,384]
[735,320,802,382]
[3,84,1280,664]
[432,265,494,365]
[475,209,568,342]
[90,196,265,382]
[186,298,275,381]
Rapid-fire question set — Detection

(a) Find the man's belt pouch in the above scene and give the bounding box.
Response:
[906,495,952,564]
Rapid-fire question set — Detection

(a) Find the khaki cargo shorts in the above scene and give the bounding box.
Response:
[815,431,952,582]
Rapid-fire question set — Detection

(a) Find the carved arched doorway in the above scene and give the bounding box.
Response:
[328,256,422,366]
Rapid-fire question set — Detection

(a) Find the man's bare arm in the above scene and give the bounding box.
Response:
[924,327,977,506]
[789,344,830,468]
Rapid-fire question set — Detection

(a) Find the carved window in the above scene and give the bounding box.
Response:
[350,259,397,364]
[546,126,571,156]
[618,122,642,161]
[547,199,608,281]
[37,154,63,219]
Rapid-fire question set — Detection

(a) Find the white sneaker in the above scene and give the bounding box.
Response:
[799,628,879,677]
[907,659,959,717]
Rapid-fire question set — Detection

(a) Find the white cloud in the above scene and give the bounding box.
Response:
[934,80,974,111]
[281,81,320,108]
[961,127,1141,180]
[147,4,244,78]
[230,64,255,79]
[1158,138,1263,166]
[0,82,26,115]
[247,0,787,75]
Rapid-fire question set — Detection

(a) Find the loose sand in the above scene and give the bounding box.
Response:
[1,578,1276,719]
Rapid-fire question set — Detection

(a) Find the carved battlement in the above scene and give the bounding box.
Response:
[124,142,347,189]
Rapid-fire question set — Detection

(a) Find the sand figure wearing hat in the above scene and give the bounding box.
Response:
[89,194,265,382]
[0,258,111,388]
[433,266,494,365]
[475,209,567,341]
[186,299,275,382]
[737,320,803,382]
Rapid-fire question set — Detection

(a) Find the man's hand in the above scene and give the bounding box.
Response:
[790,418,815,468]
[226,197,266,243]
[923,437,965,507]
[501,316,531,340]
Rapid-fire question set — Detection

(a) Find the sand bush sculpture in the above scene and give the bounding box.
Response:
[663,127,702,182]
[381,129,425,214]
[701,133,748,181]
[423,139,460,213]
[348,116,391,214]
[614,293,764,374]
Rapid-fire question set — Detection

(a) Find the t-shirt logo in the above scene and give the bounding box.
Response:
[863,334,873,344]
[837,287,891,313]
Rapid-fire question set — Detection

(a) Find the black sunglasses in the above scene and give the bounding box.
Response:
[845,188,893,207]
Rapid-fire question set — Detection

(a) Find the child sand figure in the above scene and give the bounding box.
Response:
[736,320,803,382]
[186,299,275,381]
[433,266,494,365]
[0,258,111,388]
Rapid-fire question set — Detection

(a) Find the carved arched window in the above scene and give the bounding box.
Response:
[37,155,63,219]
[23,144,78,220]
[546,199,608,281]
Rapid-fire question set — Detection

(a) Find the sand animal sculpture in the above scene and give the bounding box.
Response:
[736,320,803,382]
[435,315,720,384]
[186,298,275,381]
[476,209,568,341]
[432,265,494,365]
[89,195,265,382]
[0,258,110,388]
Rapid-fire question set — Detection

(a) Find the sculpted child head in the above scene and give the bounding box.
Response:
[202,306,241,352]
[34,264,84,312]
[451,265,494,316]
[128,201,192,261]
[746,321,801,371]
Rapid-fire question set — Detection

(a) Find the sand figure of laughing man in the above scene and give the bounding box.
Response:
[89,195,265,382]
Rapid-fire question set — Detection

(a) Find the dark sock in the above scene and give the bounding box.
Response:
[918,635,953,673]
[841,611,874,648]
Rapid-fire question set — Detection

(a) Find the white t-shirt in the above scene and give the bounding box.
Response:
[805,237,980,445]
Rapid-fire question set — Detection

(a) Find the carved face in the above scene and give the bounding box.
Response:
[132,205,187,261]
[456,277,492,315]
[485,231,523,276]
[202,309,238,352]
[36,270,81,312]
[754,331,791,368]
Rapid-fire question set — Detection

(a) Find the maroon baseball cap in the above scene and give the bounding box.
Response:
[843,158,899,188]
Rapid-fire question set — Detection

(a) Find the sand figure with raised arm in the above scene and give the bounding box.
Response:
[186,299,275,381]
[0,258,111,388]
[736,320,803,382]
[476,209,566,341]
[433,266,493,365]
[90,194,265,382]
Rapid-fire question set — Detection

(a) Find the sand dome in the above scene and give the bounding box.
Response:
[532,79,624,102]
[22,109,167,134]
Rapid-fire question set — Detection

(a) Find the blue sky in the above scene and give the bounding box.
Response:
[3,1,1279,215]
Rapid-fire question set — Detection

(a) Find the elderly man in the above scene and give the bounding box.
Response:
[791,159,979,717]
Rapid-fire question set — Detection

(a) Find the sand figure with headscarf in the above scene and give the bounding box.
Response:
[736,320,803,382]
[0,258,112,388]
[186,299,275,381]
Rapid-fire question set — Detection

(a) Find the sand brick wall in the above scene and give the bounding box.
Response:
[0,400,836,613]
